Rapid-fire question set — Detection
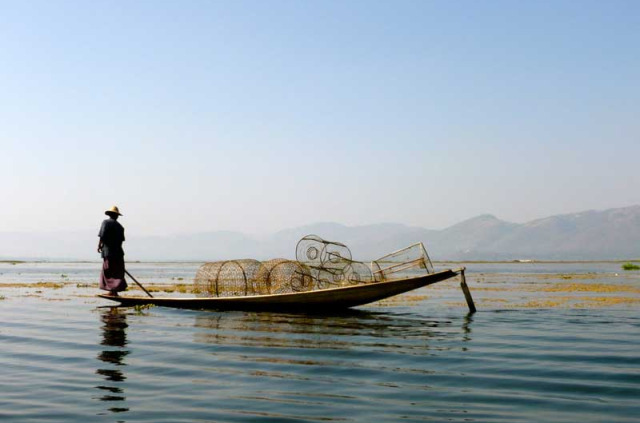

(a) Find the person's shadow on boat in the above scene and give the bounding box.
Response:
[95,307,130,415]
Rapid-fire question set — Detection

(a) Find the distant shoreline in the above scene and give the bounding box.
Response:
[1,259,639,264]
[437,259,640,264]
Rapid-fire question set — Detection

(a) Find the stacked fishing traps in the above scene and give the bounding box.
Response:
[193,235,433,298]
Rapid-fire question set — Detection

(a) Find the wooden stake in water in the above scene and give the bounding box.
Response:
[459,268,476,313]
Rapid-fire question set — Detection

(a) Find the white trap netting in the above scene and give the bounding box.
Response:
[193,235,433,298]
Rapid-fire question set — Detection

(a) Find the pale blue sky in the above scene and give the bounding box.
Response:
[1,0,638,235]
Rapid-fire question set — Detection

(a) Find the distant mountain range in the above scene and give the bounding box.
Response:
[1,205,639,261]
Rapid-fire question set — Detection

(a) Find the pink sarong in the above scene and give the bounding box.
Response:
[100,257,128,293]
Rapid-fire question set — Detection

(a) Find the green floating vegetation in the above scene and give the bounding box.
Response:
[622,262,640,271]
[134,304,155,313]
[144,284,192,294]
[0,282,65,289]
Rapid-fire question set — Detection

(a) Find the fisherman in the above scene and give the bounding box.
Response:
[98,206,128,296]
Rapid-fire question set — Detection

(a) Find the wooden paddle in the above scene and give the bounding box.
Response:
[125,270,154,298]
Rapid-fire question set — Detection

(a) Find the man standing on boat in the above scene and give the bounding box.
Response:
[98,206,128,296]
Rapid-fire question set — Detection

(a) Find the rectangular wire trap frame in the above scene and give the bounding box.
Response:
[371,242,434,281]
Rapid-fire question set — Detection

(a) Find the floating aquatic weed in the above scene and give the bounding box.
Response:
[376,293,431,307]
[4,282,67,289]
[541,282,640,293]
[133,303,155,312]
[143,283,193,294]
[518,298,567,308]
[572,296,640,308]
[622,262,640,271]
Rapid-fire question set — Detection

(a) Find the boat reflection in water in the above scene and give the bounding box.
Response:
[186,309,477,421]
[95,308,130,415]
[192,309,474,351]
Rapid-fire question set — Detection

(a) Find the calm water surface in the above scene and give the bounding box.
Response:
[0,262,638,422]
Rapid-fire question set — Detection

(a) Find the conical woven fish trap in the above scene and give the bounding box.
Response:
[296,234,353,274]
[344,262,375,284]
[193,259,262,297]
[254,259,313,294]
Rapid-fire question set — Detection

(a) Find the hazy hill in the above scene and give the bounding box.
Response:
[1,205,638,261]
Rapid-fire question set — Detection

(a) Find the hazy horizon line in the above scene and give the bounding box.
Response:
[1,204,638,237]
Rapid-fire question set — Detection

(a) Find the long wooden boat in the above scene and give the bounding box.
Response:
[99,268,463,311]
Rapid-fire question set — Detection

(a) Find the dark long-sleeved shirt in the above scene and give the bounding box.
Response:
[98,218,125,258]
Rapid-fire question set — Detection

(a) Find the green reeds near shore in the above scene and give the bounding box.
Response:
[622,262,640,271]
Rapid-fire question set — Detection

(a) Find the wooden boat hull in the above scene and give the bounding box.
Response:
[98,269,460,311]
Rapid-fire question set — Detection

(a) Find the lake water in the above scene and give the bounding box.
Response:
[1,262,639,422]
